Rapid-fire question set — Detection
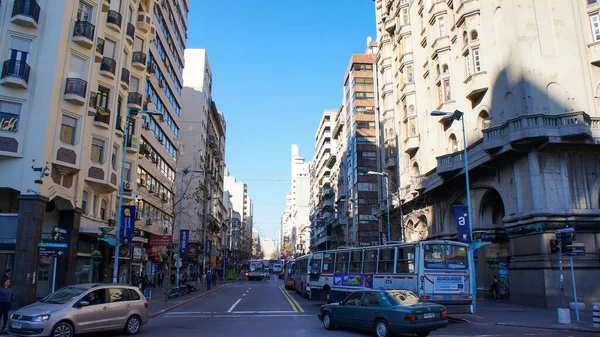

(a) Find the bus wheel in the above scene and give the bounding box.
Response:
[324,288,332,304]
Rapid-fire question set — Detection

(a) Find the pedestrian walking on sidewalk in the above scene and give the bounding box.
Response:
[206,272,213,290]
[490,275,499,299]
[0,279,14,333]
[158,271,164,288]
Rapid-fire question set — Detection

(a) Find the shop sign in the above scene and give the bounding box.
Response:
[149,234,172,246]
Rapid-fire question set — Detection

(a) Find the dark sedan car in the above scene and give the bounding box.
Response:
[317,289,448,337]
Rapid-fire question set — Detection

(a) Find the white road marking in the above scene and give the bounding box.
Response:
[167,312,216,315]
[165,314,313,318]
[242,294,246,296]
[227,298,242,313]
[231,310,296,314]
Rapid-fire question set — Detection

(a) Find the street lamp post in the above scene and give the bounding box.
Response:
[175,168,202,288]
[113,108,162,284]
[367,171,391,244]
[430,109,480,313]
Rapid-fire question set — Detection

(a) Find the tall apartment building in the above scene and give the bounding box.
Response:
[336,42,381,247]
[181,48,227,273]
[224,168,252,261]
[0,0,189,306]
[373,0,600,308]
[309,109,336,251]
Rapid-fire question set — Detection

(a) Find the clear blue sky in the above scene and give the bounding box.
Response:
[187,0,376,240]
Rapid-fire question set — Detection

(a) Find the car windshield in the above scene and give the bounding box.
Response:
[385,290,420,306]
[40,287,86,304]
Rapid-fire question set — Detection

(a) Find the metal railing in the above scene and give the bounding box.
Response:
[64,78,88,98]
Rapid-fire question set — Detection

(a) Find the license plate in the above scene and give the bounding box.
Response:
[423,312,435,319]
[443,295,452,300]
[11,322,22,329]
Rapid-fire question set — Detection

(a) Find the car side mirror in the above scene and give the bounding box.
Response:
[339,301,345,306]
[78,301,90,307]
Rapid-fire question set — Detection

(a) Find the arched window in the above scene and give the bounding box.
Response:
[411,162,420,177]
[463,31,469,45]
[436,64,441,76]
[403,105,408,117]
[100,199,108,220]
[408,105,415,115]
[470,30,479,41]
[82,191,89,215]
[449,134,458,152]
[442,64,449,74]
[478,110,491,131]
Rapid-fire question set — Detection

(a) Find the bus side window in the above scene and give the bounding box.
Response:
[396,246,416,273]
[350,250,363,273]
[335,252,349,273]
[363,249,378,273]
[323,253,334,273]
[378,248,394,273]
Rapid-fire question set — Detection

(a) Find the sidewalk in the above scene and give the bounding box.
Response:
[146,277,241,318]
[450,299,600,334]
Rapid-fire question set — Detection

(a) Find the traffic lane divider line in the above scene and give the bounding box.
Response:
[148,283,228,319]
[495,322,600,334]
[278,286,298,312]
[279,286,304,313]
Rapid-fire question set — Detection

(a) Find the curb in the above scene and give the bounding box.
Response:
[496,322,600,334]
[148,279,239,319]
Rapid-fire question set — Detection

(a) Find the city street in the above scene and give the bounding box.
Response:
[77,277,597,337]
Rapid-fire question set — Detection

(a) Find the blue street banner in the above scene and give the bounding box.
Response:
[119,205,136,244]
[453,205,471,243]
[180,229,189,254]
[379,232,388,245]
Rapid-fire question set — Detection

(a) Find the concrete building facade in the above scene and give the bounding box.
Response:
[373,0,600,308]
[0,0,191,306]
[224,168,252,262]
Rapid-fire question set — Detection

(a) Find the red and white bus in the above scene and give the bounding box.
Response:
[294,240,473,314]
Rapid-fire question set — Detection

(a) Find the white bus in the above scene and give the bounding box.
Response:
[293,240,473,314]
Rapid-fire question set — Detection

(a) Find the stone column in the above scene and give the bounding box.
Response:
[55,208,82,289]
[14,194,48,308]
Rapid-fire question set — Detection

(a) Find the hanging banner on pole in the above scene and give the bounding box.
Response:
[119,205,136,244]
[453,205,471,244]
[180,230,189,254]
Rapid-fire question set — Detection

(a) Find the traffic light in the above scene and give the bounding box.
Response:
[549,239,560,254]
[559,232,575,252]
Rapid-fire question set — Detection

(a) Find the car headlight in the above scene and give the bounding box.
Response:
[31,314,50,322]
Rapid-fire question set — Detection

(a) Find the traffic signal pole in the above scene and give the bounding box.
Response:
[557,250,565,309]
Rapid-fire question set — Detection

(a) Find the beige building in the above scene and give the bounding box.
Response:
[0,0,190,306]
[373,0,600,308]
[224,169,253,261]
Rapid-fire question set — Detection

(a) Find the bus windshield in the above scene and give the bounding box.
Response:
[249,261,263,272]
[423,244,468,270]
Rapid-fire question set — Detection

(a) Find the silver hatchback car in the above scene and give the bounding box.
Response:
[8,283,149,337]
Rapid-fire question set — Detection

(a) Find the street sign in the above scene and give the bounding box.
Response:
[565,243,585,256]
[175,258,182,268]
[38,241,68,257]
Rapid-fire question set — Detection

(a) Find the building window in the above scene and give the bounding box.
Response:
[463,31,469,45]
[9,36,31,65]
[60,115,77,145]
[82,191,89,214]
[590,0,598,5]
[100,199,107,220]
[591,14,600,42]
[111,145,118,170]
[408,117,417,136]
[402,8,409,24]
[465,51,472,76]
[478,110,491,131]
[449,134,458,152]
[98,87,110,109]
[470,30,479,41]
[68,54,87,80]
[442,64,449,74]
[406,65,414,83]
[436,16,446,37]
[0,101,22,133]
[444,79,451,101]
[472,49,482,72]
[124,162,132,182]
[92,194,98,217]
[411,162,420,177]
[91,138,105,163]
[77,1,93,22]
[104,38,116,58]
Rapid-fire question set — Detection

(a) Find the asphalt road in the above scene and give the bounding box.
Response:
[79,277,597,337]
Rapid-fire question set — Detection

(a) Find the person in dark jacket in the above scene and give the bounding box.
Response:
[206,272,213,290]
[0,279,13,333]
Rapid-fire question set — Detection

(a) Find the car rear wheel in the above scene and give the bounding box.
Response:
[52,322,73,337]
[322,312,335,330]
[124,315,141,335]
[375,319,390,337]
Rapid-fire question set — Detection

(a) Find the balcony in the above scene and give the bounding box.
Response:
[101,0,110,12]
[126,136,138,153]
[115,115,124,137]
[325,154,336,169]
[0,60,30,89]
[322,199,334,209]
[99,57,116,79]
[88,92,98,116]
[404,135,420,154]
[208,135,216,148]
[385,155,397,168]
[72,21,95,48]
[93,109,111,129]
[106,10,122,32]
[11,0,40,28]
[132,52,147,70]
[127,92,142,110]
[464,71,489,103]
[482,112,596,152]
[125,23,135,44]
[95,38,104,62]
[436,150,465,175]
[120,68,130,89]
[63,78,87,105]
[136,13,152,33]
